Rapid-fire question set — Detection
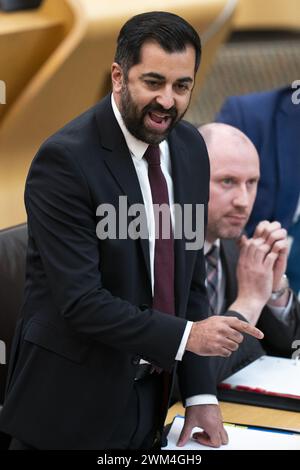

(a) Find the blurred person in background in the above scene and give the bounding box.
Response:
[216,85,300,298]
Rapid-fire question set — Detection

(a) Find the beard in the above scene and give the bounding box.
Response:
[211,224,243,241]
[120,82,188,144]
[207,216,248,242]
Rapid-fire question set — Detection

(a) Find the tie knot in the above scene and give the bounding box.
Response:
[144,144,161,166]
[206,244,219,269]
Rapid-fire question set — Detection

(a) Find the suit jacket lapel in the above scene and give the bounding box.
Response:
[220,239,239,308]
[95,96,151,284]
[168,131,193,316]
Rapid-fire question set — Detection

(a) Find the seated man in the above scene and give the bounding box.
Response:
[215,86,300,297]
[199,123,300,383]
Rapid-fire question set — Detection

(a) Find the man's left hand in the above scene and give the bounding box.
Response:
[177,404,228,448]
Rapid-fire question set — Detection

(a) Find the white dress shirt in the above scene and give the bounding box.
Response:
[111,94,217,406]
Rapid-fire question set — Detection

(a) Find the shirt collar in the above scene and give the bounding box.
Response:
[111,93,165,161]
[204,238,220,255]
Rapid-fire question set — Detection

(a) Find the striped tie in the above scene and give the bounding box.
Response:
[205,245,219,315]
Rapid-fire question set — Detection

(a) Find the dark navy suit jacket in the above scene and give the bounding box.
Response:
[0,95,215,449]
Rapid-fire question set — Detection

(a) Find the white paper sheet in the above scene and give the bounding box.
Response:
[164,416,300,450]
[221,355,300,398]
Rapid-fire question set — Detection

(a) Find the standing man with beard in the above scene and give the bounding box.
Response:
[0,12,264,450]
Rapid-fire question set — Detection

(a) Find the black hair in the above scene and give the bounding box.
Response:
[114,11,201,76]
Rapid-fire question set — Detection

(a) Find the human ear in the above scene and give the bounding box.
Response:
[111,63,124,94]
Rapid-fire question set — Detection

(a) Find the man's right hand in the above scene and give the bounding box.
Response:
[186,315,264,357]
[229,234,279,324]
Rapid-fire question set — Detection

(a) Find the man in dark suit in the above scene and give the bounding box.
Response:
[199,123,300,383]
[0,12,263,450]
[215,86,300,297]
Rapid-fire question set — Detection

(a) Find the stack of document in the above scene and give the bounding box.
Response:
[218,356,300,411]
[165,416,300,450]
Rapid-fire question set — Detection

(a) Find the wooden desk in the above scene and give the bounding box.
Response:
[167,401,300,433]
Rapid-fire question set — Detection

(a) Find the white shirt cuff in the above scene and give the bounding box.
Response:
[186,395,219,407]
[175,321,193,361]
[267,290,293,325]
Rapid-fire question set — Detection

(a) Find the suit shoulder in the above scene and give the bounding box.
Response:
[173,120,207,149]
[175,119,200,136]
[41,104,99,152]
[225,87,288,111]
[27,105,101,187]
[40,94,112,151]
[216,88,289,133]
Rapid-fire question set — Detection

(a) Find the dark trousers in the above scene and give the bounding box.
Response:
[9,372,164,450]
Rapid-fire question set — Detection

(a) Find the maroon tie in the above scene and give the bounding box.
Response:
[144,144,175,414]
[143,144,175,316]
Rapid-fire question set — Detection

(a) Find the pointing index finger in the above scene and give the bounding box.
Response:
[236,320,264,339]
